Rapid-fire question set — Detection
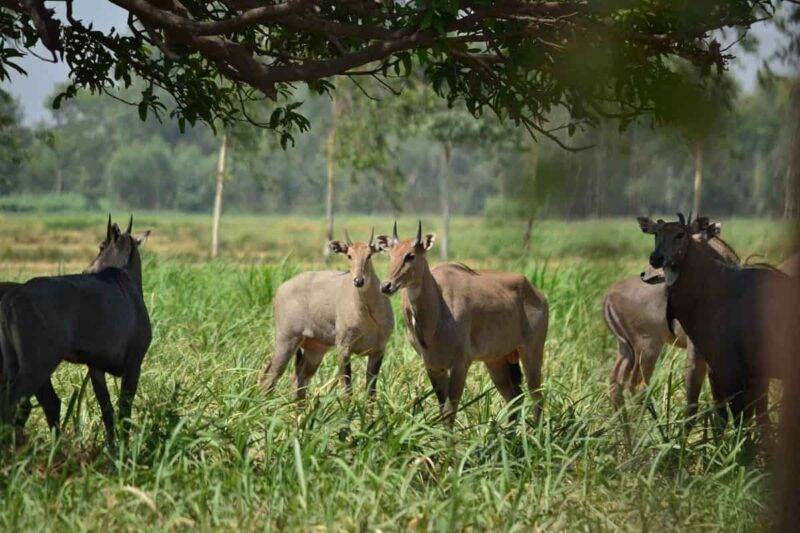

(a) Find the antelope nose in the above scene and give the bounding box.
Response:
[650,252,664,268]
[381,281,393,294]
[353,276,365,287]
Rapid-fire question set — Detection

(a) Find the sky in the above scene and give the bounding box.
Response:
[0,2,793,125]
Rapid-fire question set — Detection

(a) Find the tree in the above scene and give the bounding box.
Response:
[0,88,28,194]
[660,63,736,215]
[0,1,778,145]
[211,132,228,258]
[336,75,508,259]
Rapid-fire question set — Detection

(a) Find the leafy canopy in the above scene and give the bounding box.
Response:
[0,0,779,145]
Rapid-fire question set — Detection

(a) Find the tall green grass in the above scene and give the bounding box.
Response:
[0,246,771,530]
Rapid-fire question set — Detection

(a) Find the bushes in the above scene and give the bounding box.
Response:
[0,193,90,213]
[482,195,531,226]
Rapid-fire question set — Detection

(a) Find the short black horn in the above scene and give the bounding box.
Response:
[415,220,422,244]
[677,212,686,226]
[106,213,113,241]
[368,227,374,247]
[126,214,133,234]
[392,220,399,242]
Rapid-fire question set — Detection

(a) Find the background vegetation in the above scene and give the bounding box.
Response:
[0,73,798,221]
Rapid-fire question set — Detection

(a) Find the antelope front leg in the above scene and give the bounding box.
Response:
[90,368,116,445]
[425,367,449,417]
[339,349,353,394]
[683,344,708,432]
[442,363,468,428]
[366,352,384,399]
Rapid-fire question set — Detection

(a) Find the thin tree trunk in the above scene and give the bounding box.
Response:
[522,216,534,256]
[211,133,228,259]
[324,94,339,257]
[522,138,539,254]
[54,165,62,195]
[692,140,703,216]
[439,142,451,261]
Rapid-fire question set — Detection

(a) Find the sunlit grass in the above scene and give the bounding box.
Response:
[0,213,786,529]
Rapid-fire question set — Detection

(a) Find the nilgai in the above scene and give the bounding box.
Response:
[378,221,548,426]
[0,282,31,438]
[604,223,740,423]
[0,215,152,443]
[260,229,394,399]
[639,213,797,428]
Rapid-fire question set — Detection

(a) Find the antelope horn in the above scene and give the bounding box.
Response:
[415,220,422,245]
[368,227,374,247]
[392,220,399,243]
[687,209,693,227]
[345,229,352,245]
[677,212,686,226]
[106,213,113,241]
[126,214,133,234]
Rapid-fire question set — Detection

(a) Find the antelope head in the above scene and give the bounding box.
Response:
[329,228,382,288]
[637,213,719,286]
[376,220,435,295]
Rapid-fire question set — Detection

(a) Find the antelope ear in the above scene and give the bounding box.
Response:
[419,233,436,252]
[690,216,710,234]
[707,222,721,237]
[637,217,658,234]
[329,240,348,254]
[374,235,393,252]
[134,230,151,246]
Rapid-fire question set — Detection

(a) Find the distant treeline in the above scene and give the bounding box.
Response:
[0,77,797,218]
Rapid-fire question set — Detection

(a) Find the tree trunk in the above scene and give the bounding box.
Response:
[439,142,452,261]
[324,94,339,257]
[211,133,228,259]
[522,215,534,256]
[54,165,62,195]
[692,140,703,216]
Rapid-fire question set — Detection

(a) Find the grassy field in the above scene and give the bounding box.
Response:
[0,212,793,531]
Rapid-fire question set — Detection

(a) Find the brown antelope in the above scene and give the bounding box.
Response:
[260,229,394,399]
[605,222,740,424]
[638,213,797,429]
[377,221,548,426]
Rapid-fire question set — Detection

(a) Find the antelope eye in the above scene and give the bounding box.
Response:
[347,254,352,260]
[405,253,415,262]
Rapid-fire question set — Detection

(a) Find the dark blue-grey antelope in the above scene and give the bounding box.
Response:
[0,215,152,444]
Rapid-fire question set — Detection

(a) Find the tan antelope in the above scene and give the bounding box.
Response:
[604,222,740,424]
[377,222,548,426]
[260,229,394,399]
[638,214,797,429]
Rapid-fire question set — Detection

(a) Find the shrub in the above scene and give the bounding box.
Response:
[0,192,90,213]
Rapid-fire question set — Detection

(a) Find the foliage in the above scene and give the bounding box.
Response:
[0,87,28,194]
[0,73,797,218]
[0,192,88,213]
[0,1,780,143]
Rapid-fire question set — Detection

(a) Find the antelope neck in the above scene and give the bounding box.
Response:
[668,238,735,337]
[403,258,441,341]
